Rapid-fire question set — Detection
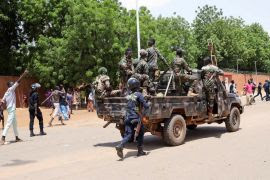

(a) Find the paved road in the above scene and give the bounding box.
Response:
[0,101,270,180]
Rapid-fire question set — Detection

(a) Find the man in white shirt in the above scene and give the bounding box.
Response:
[1,70,28,145]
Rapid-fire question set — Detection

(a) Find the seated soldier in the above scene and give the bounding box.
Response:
[93,67,120,99]
[173,48,198,96]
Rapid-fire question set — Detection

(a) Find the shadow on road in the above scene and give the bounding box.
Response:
[185,126,227,143]
[1,159,36,167]
[94,126,232,159]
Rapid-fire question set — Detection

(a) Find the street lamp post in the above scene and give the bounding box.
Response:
[255,61,258,83]
[136,0,141,59]
[237,60,239,73]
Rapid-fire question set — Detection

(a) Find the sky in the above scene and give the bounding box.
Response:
[119,0,270,34]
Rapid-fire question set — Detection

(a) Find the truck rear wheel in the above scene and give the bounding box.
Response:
[225,107,240,132]
[163,115,187,146]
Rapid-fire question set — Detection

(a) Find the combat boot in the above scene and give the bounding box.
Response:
[115,144,124,159]
[39,129,47,136]
[30,130,36,137]
[0,136,5,145]
[137,146,147,157]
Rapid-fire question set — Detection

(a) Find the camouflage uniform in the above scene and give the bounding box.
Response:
[146,47,168,82]
[173,56,198,95]
[202,64,224,110]
[133,54,149,95]
[119,56,134,92]
[93,74,111,99]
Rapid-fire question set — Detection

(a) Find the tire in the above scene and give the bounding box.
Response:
[225,107,240,132]
[163,115,187,146]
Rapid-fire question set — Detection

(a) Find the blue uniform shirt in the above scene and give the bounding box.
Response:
[125,91,149,120]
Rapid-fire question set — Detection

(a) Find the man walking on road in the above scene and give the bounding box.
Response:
[253,82,263,101]
[48,86,65,127]
[0,70,28,145]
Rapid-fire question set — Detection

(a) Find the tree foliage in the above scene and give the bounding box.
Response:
[1,1,270,87]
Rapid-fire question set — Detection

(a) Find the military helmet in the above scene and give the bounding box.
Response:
[127,78,140,91]
[98,67,108,75]
[203,56,212,65]
[176,48,184,56]
[31,83,41,90]
[140,49,148,57]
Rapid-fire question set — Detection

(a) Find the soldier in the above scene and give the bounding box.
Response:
[119,48,135,94]
[146,38,169,82]
[133,49,149,95]
[173,48,198,96]
[93,67,112,99]
[201,56,224,121]
[115,78,149,159]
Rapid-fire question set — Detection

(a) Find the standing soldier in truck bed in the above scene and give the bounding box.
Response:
[119,48,134,95]
[173,48,198,96]
[201,56,224,121]
[146,38,169,82]
[133,49,150,95]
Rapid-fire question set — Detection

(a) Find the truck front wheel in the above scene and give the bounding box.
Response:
[225,107,240,132]
[163,115,187,146]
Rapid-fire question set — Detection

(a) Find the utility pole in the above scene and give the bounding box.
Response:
[255,61,258,83]
[136,0,141,59]
[237,59,239,73]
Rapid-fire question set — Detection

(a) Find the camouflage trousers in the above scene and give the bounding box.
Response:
[149,68,160,82]
[175,73,198,95]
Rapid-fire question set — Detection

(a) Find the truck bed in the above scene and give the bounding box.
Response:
[96,96,207,120]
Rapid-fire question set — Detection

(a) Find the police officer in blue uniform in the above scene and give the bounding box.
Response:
[29,83,47,137]
[115,78,150,159]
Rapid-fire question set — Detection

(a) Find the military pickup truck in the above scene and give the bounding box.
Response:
[96,70,244,146]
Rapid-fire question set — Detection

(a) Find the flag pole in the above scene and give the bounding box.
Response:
[136,0,141,58]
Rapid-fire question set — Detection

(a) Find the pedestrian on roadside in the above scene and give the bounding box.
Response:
[66,88,73,116]
[254,82,263,101]
[73,89,80,110]
[59,93,69,121]
[48,86,65,127]
[250,78,257,95]
[23,94,28,108]
[87,90,95,112]
[1,70,28,145]
[244,80,255,105]
[263,80,270,101]
[229,80,237,94]
[28,83,47,137]
[0,102,4,129]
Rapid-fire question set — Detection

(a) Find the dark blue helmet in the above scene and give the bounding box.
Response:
[127,78,140,91]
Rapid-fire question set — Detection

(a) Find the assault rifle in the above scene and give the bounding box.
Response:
[207,39,227,98]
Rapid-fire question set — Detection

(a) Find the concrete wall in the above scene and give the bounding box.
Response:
[222,72,270,94]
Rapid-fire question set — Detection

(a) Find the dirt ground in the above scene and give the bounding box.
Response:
[0,100,270,180]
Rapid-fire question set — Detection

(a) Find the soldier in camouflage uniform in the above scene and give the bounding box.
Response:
[132,49,149,95]
[146,38,169,82]
[93,67,112,99]
[119,48,135,94]
[201,57,224,121]
[173,48,198,96]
